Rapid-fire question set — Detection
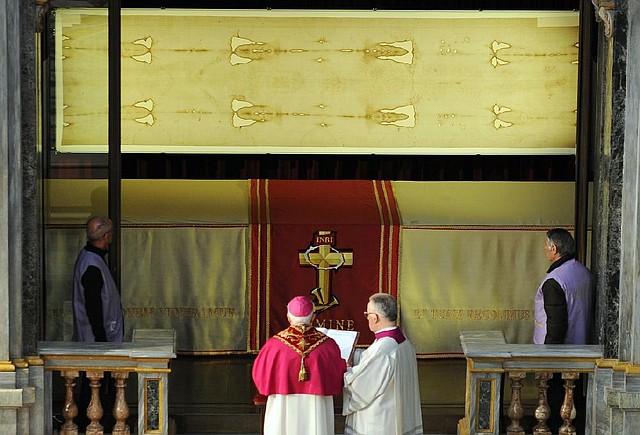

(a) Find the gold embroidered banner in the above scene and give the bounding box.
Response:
[54,9,579,154]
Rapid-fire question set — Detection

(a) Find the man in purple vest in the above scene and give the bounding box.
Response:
[73,216,124,343]
[534,228,593,345]
[72,216,124,430]
[534,228,593,433]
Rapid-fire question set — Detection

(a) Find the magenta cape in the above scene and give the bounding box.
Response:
[252,333,346,396]
[375,327,406,344]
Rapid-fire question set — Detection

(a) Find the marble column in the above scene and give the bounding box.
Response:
[0,0,41,433]
[20,0,41,359]
[591,0,627,360]
[615,0,640,433]
[0,0,16,429]
[592,0,640,433]
[619,0,640,369]
[0,0,16,368]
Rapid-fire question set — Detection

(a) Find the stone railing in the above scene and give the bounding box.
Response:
[37,341,175,435]
[458,330,602,435]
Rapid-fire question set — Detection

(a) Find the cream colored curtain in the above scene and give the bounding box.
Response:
[44,179,581,354]
[45,227,250,352]
[44,180,252,353]
[400,229,549,354]
[122,227,249,352]
[394,181,577,354]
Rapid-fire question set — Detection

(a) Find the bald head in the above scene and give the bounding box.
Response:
[86,216,113,248]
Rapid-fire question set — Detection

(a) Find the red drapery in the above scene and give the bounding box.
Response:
[249,179,400,349]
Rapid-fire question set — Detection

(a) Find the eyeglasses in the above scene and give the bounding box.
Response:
[363,311,378,319]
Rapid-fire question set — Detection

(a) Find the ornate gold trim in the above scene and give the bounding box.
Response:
[596,358,618,368]
[45,365,138,372]
[474,377,496,433]
[182,350,259,356]
[44,355,135,361]
[458,417,470,435]
[510,356,599,363]
[136,368,171,374]
[132,358,171,363]
[469,368,504,374]
[469,357,509,364]
[626,364,640,375]
[595,359,640,374]
[0,361,16,372]
[416,353,464,359]
[506,368,594,374]
[13,359,29,369]
[25,356,45,366]
[613,362,630,372]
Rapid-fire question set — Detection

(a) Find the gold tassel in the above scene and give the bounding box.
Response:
[298,355,308,382]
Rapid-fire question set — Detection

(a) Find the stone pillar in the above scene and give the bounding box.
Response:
[26,357,45,435]
[0,0,40,433]
[1,0,18,369]
[591,0,627,360]
[592,0,640,434]
[0,0,16,424]
[619,0,640,369]
[616,0,640,432]
[20,0,41,359]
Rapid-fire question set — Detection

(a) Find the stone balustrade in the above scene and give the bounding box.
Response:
[458,330,603,435]
[37,341,176,435]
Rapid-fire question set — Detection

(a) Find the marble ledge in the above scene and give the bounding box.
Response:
[507,344,603,359]
[459,330,603,360]
[37,341,176,359]
[463,344,602,360]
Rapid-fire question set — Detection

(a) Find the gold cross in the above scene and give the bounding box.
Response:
[299,231,353,313]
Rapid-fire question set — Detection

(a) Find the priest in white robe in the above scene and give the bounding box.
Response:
[252,296,347,435]
[343,293,423,435]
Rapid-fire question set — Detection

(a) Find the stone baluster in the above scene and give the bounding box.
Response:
[559,372,579,435]
[86,370,104,435]
[507,371,526,435]
[60,370,79,435]
[112,371,131,434]
[533,372,552,435]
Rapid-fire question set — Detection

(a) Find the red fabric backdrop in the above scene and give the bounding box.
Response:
[249,179,400,349]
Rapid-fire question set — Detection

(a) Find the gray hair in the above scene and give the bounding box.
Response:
[86,216,113,241]
[288,312,314,326]
[369,293,398,322]
[546,228,575,258]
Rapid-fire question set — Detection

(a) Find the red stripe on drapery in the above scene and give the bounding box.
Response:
[373,180,401,299]
[383,180,401,299]
[249,180,260,349]
[250,179,272,349]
